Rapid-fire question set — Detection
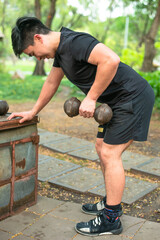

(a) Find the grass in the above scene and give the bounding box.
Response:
[0,69,83,102]
[5,59,52,73]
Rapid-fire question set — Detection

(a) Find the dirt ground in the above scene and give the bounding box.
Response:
[8,87,160,223]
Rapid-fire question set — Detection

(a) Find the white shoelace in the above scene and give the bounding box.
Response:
[96,200,105,211]
[93,216,102,226]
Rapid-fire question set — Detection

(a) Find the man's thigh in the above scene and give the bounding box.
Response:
[101,139,133,157]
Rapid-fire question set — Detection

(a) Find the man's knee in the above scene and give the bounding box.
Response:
[95,138,103,156]
[100,140,133,165]
[100,145,115,164]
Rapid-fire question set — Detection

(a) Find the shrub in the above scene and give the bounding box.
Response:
[138,71,160,109]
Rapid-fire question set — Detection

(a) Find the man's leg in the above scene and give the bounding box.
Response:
[81,138,107,215]
[82,137,127,215]
[76,139,133,236]
[95,138,105,177]
[101,140,133,205]
[81,137,125,215]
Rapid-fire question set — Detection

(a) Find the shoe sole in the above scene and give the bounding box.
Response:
[75,225,123,236]
[81,207,123,217]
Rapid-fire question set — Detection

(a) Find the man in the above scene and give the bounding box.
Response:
[9,16,155,236]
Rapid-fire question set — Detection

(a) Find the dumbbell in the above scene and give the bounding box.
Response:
[0,100,9,115]
[63,97,113,125]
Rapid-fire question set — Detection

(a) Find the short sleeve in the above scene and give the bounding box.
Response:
[71,34,99,62]
[53,53,60,67]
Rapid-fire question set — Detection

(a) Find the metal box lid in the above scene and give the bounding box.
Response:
[0,113,39,131]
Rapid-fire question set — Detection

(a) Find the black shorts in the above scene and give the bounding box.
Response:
[97,84,155,145]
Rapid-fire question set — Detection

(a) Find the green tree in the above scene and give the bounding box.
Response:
[141,0,160,71]
[123,0,160,71]
[33,0,57,76]
[33,0,93,75]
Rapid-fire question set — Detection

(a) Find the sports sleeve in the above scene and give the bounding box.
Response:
[71,33,99,62]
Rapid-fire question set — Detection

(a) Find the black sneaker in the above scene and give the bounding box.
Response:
[75,212,123,236]
[82,196,123,216]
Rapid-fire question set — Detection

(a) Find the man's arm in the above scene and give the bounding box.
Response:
[8,67,64,123]
[79,43,120,118]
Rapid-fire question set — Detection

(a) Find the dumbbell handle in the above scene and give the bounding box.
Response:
[64,97,113,125]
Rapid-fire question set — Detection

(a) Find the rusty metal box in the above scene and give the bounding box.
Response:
[0,114,39,220]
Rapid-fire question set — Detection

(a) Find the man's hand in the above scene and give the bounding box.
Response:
[79,97,96,118]
[7,111,35,124]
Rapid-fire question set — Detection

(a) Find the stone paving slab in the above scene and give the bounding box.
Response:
[0,197,159,240]
[121,151,152,170]
[38,128,46,133]
[9,234,33,240]
[131,157,160,178]
[49,167,104,193]
[38,156,81,181]
[49,202,146,240]
[39,131,70,145]
[0,211,40,235]
[74,234,130,240]
[43,137,93,154]
[0,230,12,240]
[23,213,75,240]
[49,201,95,223]
[38,154,53,163]
[38,130,153,172]
[88,176,158,204]
[26,195,64,215]
[132,220,160,240]
[68,145,99,161]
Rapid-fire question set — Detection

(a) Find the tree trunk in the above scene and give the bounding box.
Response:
[45,0,57,28]
[33,59,46,75]
[35,0,41,19]
[141,0,160,72]
[33,0,57,76]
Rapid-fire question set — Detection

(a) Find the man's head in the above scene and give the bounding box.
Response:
[11,16,51,58]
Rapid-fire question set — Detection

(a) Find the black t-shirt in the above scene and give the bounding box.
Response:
[53,27,148,107]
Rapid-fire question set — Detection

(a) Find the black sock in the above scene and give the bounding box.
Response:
[104,203,121,223]
[105,203,121,211]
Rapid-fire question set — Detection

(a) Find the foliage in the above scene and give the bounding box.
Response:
[138,70,160,109]
[0,0,160,101]
[122,0,160,44]
[123,0,159,18]
[61,77,85,100]
[0,72,80,102]
[0,71,160,109]
[0,42,6,73]
[0,73,45,101]
[52,0,91,30]
[120,47,144,69]
[0,0,160,72]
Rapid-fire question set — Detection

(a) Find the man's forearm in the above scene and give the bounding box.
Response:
[31,67,64,116]
[31,79,60,116]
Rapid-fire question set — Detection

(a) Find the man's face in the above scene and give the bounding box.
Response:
[23,34,54,60]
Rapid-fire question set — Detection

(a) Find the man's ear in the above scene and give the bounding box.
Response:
[34,34,43,43]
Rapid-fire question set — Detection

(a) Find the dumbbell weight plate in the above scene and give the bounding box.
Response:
[0,100,9,115]
[94,103,113,125]
[63,97,81,117]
